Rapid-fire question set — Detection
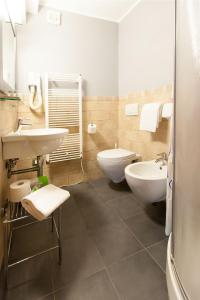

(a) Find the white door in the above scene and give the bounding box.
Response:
[173,1,200,299]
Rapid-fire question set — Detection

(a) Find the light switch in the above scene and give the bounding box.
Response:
[125,104,139,116]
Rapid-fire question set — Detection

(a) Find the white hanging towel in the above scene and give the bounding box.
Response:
[139,103,162,132]
[165,116,174,236]
[21,184,70,221]
[162,103,173,119]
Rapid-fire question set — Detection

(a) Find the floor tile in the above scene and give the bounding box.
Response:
[60,198,87,239]
[72,186,120,230]
[68,182,107,211]
[78,201,120,230]
[64,180,122,229]
[65,182,96,201]
[60,195,78,211]
[89,177,110,188]
[91,179,132,201]
[51,233,104,289]
[9,219,57,262]
[0,267,7,300]
[148,239,168,272]
[54,270,119,300]
[61,210,87,239]
[39,295,55,300]
[65,182,93,192]
[74,189,105,210]
[107,195,142,220]
[144,201,166,226]
[91,178,130,192]
[108,180,132,193]
[125,212,165,247]
[89,220,142,266]
[108,250,168,300]
[5,254,53,300]
[5,280,53,300]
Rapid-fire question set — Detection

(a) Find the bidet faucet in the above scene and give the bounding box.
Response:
[17,117,32,132]
[155,152,168,165]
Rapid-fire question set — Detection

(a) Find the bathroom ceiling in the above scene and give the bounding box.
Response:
[39,0,141,22]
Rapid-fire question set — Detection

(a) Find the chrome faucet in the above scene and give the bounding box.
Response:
[155,152,168,166]
[17,117,32,132]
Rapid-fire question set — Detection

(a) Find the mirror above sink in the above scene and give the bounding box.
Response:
[0,1,16,99]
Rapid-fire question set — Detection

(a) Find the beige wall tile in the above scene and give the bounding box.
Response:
[0,100,18,267]
[118,85,172,161]
[13,95,118,187]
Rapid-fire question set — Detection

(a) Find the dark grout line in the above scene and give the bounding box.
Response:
[47,268,109,299]
[106,248,146,269]
[50,267,56,300]
[104,200,145,247]
[90,235,122,300]
[146,237,168,249]
[121,210,145,222]
[78,195,123,300]
[37,291,55,300]
[116,210,167,274]
[105,268,122,300]
[144,238,168,273]
[145,248,166,274]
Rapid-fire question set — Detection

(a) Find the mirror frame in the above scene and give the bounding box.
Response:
[0,1,17,99]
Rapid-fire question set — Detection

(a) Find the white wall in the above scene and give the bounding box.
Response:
[16,6,118,96]
[118,0,175,96]
[16,1,175,97]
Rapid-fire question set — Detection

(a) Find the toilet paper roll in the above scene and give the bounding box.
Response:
[9,180,31,203]
[88,123,97,134]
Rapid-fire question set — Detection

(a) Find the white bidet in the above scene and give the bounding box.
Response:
[125,160,167,203]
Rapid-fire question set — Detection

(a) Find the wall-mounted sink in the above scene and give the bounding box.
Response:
[2,128,69,159]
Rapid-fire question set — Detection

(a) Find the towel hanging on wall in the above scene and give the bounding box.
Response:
[162,103,173,119]
[139,103,162,132]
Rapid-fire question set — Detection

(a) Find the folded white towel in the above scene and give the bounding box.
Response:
[21,184,70,220]
[162,103,173,119]
[140,103,162,132]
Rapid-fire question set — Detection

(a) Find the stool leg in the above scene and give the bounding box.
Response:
[51,213,54,232]
[58,207,62,265]
[3,222,8,289]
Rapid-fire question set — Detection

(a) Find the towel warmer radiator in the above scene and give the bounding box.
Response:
[45,73,83,163]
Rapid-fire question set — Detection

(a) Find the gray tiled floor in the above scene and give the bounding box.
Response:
[3,178,168,300]
[147,239,168,272]
[54,270,118,300]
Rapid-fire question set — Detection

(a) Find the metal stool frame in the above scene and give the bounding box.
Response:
[3,201,62,289]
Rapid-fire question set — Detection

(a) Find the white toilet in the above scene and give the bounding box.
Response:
[97,148,137,183]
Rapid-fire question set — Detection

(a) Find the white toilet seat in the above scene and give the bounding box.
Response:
[97,148,136,183]
[97,148,136,161]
